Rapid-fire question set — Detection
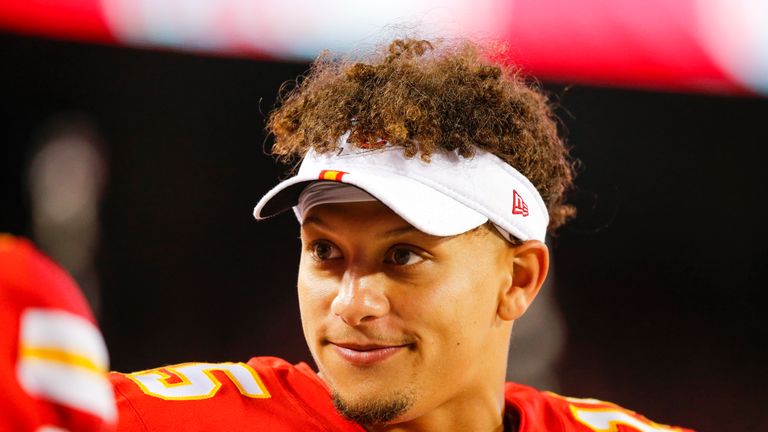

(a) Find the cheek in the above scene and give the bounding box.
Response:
[296,264,335,335]
[416,268,499,352]
[406,275,471,339]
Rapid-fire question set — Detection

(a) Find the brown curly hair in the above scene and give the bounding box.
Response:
[268,38,575,231]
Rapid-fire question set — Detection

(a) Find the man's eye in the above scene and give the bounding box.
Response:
[385,247,425,266]
[310,241,342,261]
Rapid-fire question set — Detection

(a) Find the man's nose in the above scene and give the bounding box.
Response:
[330,272,389,326]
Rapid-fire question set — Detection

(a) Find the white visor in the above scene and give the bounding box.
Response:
[253,134,549,242]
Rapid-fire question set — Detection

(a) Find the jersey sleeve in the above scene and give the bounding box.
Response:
[0,234,116,432]
[550,394,695,432]
[505,382,695,432]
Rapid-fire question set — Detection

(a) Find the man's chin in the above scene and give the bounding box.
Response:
[331,389,416,426]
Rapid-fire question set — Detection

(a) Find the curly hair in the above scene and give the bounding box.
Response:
[268,38,575,231]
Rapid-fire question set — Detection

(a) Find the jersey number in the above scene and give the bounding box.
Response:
[127,362,271,400]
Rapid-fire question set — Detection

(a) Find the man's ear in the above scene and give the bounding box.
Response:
[497,240,549,321]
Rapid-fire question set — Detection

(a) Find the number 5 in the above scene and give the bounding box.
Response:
[127,362,270,400]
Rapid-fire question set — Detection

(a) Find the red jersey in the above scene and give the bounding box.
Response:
[111,356,693,432]
[0,235,116,432]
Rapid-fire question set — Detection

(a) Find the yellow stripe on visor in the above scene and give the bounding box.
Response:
[318,170,347,181]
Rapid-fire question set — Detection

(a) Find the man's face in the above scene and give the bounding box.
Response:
[298,201,515,426]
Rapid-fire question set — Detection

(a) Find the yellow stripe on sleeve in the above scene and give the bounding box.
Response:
[20,345,105,374]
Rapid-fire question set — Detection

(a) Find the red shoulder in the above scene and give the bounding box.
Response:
[505,383,695,432]
[0,234,94,319]
[0,235,114,432]
[110,357,363,432]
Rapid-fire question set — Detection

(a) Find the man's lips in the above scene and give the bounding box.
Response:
[330,342,410,366]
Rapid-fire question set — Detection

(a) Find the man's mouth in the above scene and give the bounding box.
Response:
[330,342,410,366]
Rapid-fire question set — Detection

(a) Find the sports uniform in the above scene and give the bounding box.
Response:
[0,234,115,432]
[110,356,692,431]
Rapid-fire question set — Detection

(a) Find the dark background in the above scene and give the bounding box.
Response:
[2,32,766,431]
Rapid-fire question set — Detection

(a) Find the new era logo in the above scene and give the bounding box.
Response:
[512,190,529,216]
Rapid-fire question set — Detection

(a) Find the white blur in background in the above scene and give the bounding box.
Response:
[27,115,107,315]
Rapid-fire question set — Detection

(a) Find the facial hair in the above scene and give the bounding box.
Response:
[332,388,416,426]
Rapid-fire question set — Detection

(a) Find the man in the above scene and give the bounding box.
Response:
[110,39,693,431]
[0,234,116,432]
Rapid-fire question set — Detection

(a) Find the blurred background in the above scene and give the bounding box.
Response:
[1,1,767,430]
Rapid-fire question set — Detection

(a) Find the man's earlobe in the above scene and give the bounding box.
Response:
[498,240,549,321]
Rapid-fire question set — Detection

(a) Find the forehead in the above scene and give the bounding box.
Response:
[302,201,413,232]
[301,201,496,245]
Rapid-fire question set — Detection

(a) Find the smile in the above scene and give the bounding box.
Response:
[331,343,409,366]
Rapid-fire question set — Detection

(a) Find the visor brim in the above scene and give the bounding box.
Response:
[254,172,487,237]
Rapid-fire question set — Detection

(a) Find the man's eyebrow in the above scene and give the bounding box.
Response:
[380,225,421,239]
[302,215,328,230]
[302,215,422,239]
